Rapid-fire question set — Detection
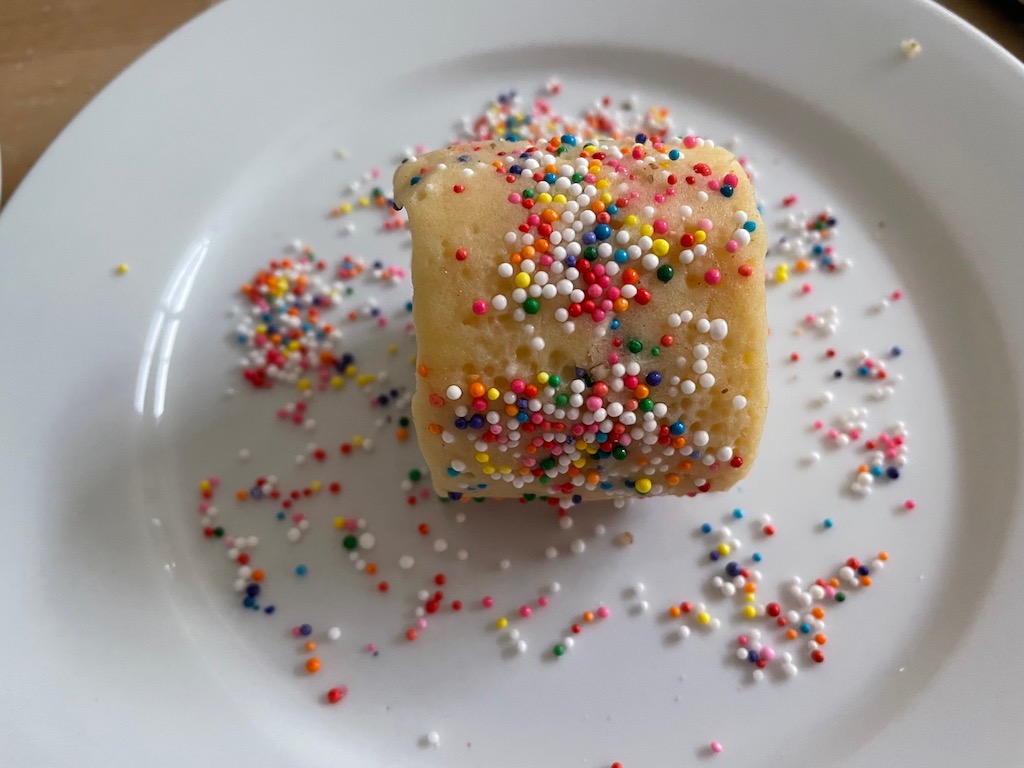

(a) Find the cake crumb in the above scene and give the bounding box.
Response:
[900,38,922,58]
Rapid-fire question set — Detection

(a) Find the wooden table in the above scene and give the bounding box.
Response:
[1,0,1022,207]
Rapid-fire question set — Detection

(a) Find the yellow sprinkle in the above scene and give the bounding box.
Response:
[486,388,500,401]
[255,324,267,334]
[572,457,587,468]
[297,379,311,391]
[536,372,549,384]
[339,202,353,214]
[595,179,610,190]
[600,193,613,204]
[651,239,670,257]
[497,466,512,475]
[588,163,601,175]
[388,344,397,354]
[717,543,731,556]
[199,480,211,492]
[352,435,364,447]
[624,214,638,226]
[697,611,711,625]
[356,373,376,386]
[310,481,322,493]
[774,264,790,283]
[344,364,358,376]
[287,340,301,352]
[333,517,346,529]
[745,593,756,603]
[694,229,707,244]
[330,376,344,389]
[635,478,653,494]
[743,605,758,618]
[552,194,567,204]
[514,272,532,289]
[358,196,370,207]
[482,466,495,475]
[640,224,654,237]
[496,617,508,630]
[115,263,129,275]
[475,452,490,464]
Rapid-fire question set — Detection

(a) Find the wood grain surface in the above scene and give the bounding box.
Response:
[0,0,1021,207]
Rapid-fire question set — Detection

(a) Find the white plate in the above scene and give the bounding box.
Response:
[2,1,1023,765]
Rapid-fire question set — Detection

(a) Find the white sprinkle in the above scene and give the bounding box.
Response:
[426,730,440,747]
[901,38,922,58]
[327,627,342,641]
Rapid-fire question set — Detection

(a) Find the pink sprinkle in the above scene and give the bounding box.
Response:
[683,135,699,148]
[417,618,428,629]
[783,194,798,207]
[698,217,714,231]
[891,289,903,300]
[707,180,721,192]
[723,173,739,187]
[586,396,603,412]
[472,300,487,315]
[596,606,610,619]
[482,596,494,608]
[508,193,522,204]
[710,741,723,754]
[801,283,812,294]
[725,239,739,253]
[291,626,302,637]
[827,428,840,439]
[704,269,721,285]
[761,647,776,661]
[537,596,549,607]
[737,634,749,646]
[519,605,532,618]
[904,499,917,510]
[366,643,377,653]
[653,219,669,234]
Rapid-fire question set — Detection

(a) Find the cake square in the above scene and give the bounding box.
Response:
[393,134,767,504]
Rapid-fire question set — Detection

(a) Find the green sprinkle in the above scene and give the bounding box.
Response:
[656,264,674,282]
[409,469,422,482]
[628,339,643,354]
[342,534,358,550]
[553,644,566,657]
[523,298,540,314]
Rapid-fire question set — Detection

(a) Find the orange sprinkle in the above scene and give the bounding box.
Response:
[583,611,595,623]
[829,578,840,588]
[235,490,247,501]
[744,582,757,594]
[586,472,601,485]
[669,605,682,618]
[534,238,550,253]
[613,298,629,313]
[814,633,828,645]
[428,423,443,435]
[509,252,523,265]
[811,607,825,619]
[251,569,265,582]
[521,245,536,259]
[678,461,692,471]
[860,576,872,587]
[622,268,639,285]
[590,200,606,214]
[786,628,798,640]
[304,640,317,652]
[305,657,321,674]
[794,258,811,272]
[633,384,650,399]
[877,551,889,561]
[665,473,680,486]
[468,382,486,398]
[395,428,409,441]
[417,364,429,377]
[366,563,377,575]
[541,208,559,224]
[672,437,687,448]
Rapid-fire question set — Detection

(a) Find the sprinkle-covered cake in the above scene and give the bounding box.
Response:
[393,133,768,504]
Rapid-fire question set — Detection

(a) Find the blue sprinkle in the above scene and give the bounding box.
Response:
[668,149,681,160]
[890,346,902,357]
[299,623,313,636]
[670,421,686,436]
[743,221,757,232]
[446,467,460,476]
[870,465,883,477]
[295,565,308,576]
[544,173,557,184]
[246,584,260,597]
[264,605,275,615]
[720,184,734,197]
[610,319,620,330]
[410,176,421,186]
[823,518,834,529]
[614,249,629,264]
[886,467,900,479]
[276,511,286,521]
[709,551,721,562]
[595,224,612,240]
[752,552,763,562]
[561,134,577,146]
[701,523,713,534]
[857,565,871,576]
[635,132,647,144]
[799,623,812,634]
[732,508,744,520]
